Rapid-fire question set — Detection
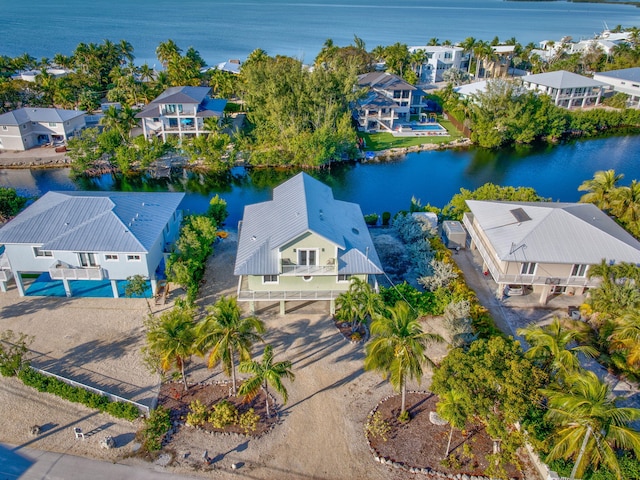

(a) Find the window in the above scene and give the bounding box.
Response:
[263,275,278,284]
[78,252,98,267]
[303,276,313,282]
[337,274,351,283]
[2,126,8,131]
[105,254,119,261]
[48,122,57,127]
[22,124,27,129]
[33,247,53,257]
[571,264,588,277]
[393,91,401,99]
[127,254,141,262]
[298,249,317,266]
[521,262,536,275]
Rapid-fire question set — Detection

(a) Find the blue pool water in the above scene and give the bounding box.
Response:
[402,124,446,132]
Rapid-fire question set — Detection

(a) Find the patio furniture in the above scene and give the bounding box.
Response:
[73,427,85,440]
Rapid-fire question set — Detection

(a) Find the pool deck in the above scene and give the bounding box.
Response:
[390,122,450,137]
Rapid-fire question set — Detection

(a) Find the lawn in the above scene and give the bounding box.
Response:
[359,117,464,151]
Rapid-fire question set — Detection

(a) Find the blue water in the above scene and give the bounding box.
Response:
[402,124,446,131]
[2,0,640,66]
[3,134,640,228]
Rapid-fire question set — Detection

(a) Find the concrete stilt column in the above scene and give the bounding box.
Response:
[539,285,552,305]
[279,300,286,315]
[249,301,255,314]
[496,283,505,298]
[150,278,157,298]
[330,299,335,316]
[111,280,119,298]
[0,281,6,293]
[15,274,25,297]
[62,279,72,297]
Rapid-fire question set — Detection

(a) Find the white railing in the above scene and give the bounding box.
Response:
[49,266,104,280]
[237,289,344,301]
[280,264,336,276]
[0,269,13,282]
[29,366,151,416]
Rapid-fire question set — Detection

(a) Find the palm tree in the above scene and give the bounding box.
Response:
[238,344,295,418]
[517,317,598,381]
[156,39,181,68]
[436,389,467,458]
[610,179,640,224]
[195,296,265,395]
[542,371,640,479]
[364,301,443,417]
[146,305,197,391]
[473,40,492,79]
[578,169,624,211]
[335,277,383,333]
[608,311,640,369]
[460,37,477,74]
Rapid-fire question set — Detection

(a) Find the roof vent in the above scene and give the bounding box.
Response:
[510,208,531,223]
[251,235,257,241]
[352,227,360,235]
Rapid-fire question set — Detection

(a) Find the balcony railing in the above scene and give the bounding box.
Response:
[49,264,105,281]
[0,254,13,282]
[462,213,601,288]
[237,289,343,301]
[280,264,337,276]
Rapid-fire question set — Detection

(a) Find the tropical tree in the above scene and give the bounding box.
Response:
[610,179,640,227]
[436,389,467,458]
[517,317,598,381]
[238,344,295,417]
[335,277,384,333]
[195,296,265,395]
[144,305,197,391]
[460,37,477,74]
[542,371,640,479]
[608,310,640,370]
[578,169,624,211]
[124,274,152,312]
[364,301,443,417]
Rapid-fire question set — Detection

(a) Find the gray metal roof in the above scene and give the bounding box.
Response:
[234,173,383,275]
[135,86,219,119]
[594,67,640,83]
[0,107,85,126]
[466,200,640,265]
[358,72,417,91]
[0,191,184,253]
[521,70,606,89]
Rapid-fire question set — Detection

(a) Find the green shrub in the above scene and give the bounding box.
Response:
[364,213,379,226]
[398,410,410,423]
[238,408,260,434]
[186,399,208,427]
[365,411,391,442]
[209,399,238,428]
[382,211,391,226]
[140,406,172,452]
[0,330,33,377]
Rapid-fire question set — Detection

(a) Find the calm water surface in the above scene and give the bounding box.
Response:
[3,0,640,65]
[2,135,639,227]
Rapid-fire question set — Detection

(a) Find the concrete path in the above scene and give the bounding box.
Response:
[0,443,200,480]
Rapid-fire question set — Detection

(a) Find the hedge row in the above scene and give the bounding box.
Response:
[18,367,141,421]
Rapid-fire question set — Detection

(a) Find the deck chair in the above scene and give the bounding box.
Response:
[73,427,85,440]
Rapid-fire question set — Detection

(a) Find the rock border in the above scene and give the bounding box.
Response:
[365,391,494,480]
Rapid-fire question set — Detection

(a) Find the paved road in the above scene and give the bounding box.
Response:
[0,443,201,480]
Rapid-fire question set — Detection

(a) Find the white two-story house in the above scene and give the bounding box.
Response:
[136,86,227,142]
[521,70,606,109]
[354,72,427,132]
[0,191,184,298]
[0,108,85,151]
[234,173,383,314]
[409,45,464,84]
[593,67,640,108]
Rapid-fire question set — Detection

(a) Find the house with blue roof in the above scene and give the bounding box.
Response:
[0,191,184,298]
[234,173,383,314]
[135,86,227,142]
[0,107,85,151]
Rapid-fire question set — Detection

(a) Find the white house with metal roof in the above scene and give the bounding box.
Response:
[135,86,227,142]
[0,107,86,151]
[234,173,383,314]
[520,70,606,108]
[0,191,184,298]
[408,46,464,84]
[593,67,640,108]
[463,200,640,304]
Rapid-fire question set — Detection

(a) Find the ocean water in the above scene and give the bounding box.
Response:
[3,0,640,66]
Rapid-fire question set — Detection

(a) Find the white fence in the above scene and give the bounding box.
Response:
[30,366,152,416]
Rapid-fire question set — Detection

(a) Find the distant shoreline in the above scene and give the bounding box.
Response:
[506,0,640,6]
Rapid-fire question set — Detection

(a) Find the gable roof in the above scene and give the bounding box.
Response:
[0,108,85,126]
[234,173,383,275]
[521,70,606,89]
[358,72,416,92]
[466,200,640,265]
[135,86,226,119]
[0,191,184,253]
[594,67,640,83]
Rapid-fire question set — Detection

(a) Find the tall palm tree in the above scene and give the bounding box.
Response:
[364,301,443,416]
[436,389,467,458]
[335,277,383,333]
[608,311,640,369]
[156,39,181,68]
[578,169,624,211]
[610,179,640,224]
[146,305,197,391]
[473,40,492,79]
[517,317,598,381]
[195,296,265,395]
[460,37,477,74]
[542,371,640,479]
[238,344,295,418]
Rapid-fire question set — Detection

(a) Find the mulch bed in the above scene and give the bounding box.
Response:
[333,318,367,343]
[368,392,530,478]
[158,381,279,437]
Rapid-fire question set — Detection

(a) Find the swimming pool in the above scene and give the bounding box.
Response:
[400,123,446,132]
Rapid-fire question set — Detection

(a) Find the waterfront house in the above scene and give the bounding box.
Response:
[0,191,184,298]
[463,200,640,304]
[593,67,640,108]
[408,45,464,84]
[520,70,606,108]
[135,86,227,142]
[0,107,85,151]
[234,173,383,314]
[354,72,428,132]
